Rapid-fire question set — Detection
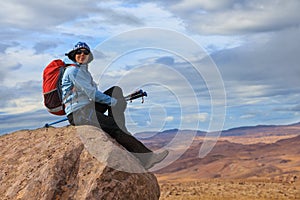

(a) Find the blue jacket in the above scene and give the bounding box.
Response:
[61,58,117,116]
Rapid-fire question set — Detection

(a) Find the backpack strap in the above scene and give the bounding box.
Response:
[61,64,76,103]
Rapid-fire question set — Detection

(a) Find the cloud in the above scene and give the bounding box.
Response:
[162,0,300,34]
[33,41,58,53]
[240,114,256,119]
[89,2,144,26]
[1,47,53,85]
[213,27,300,91]
[0,86,18,108]
[291,105,300,112]
[273,104,300,112]
[0,42,20,53]
[202,24,300,128]
[48,1,186,40]
[165,116,174,122]
[169,0,237,12]
[182,113,209,123]
[0,109,68,135]
[155,56,175,65]
[0,0,98,30]
[0,80,43,114]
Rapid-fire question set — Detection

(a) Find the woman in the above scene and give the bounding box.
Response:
[61,41,168,169]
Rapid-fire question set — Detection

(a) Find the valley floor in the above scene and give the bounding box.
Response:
[158,179,300,200]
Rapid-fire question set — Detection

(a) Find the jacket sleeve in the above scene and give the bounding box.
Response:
[68,67,117,106]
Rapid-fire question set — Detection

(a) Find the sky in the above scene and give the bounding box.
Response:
[1,0,300,135]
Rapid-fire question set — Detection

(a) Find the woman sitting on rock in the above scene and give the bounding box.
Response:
[62,41,168,170]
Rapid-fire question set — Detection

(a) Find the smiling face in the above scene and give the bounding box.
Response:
[75,48,90,64]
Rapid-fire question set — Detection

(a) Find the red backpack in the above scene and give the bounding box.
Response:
[42,59,73,115]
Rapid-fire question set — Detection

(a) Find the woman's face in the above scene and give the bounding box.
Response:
[75,48,90,64]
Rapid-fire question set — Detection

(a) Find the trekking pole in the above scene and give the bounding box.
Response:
[44,89,147,128]
[44,117,68,128]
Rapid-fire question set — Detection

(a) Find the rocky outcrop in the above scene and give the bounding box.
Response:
[0,125,160,200]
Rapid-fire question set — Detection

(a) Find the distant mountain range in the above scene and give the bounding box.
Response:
[136,122,300,140]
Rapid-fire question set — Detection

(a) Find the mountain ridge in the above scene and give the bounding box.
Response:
[136,122,300,140]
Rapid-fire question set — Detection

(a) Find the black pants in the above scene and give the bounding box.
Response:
[67,86,152,164]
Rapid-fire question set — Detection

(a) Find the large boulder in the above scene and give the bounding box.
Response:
[0,125,160,200]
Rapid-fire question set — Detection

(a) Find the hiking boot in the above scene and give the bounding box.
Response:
[143,150,169,170]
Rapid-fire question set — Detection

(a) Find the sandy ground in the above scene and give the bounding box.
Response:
[159,179,300,200]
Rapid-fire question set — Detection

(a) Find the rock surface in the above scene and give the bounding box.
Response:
[0,125,160,200]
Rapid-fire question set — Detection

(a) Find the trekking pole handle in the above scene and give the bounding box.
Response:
[124,89,147,102]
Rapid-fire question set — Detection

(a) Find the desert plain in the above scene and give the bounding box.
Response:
[138,123,300,199]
